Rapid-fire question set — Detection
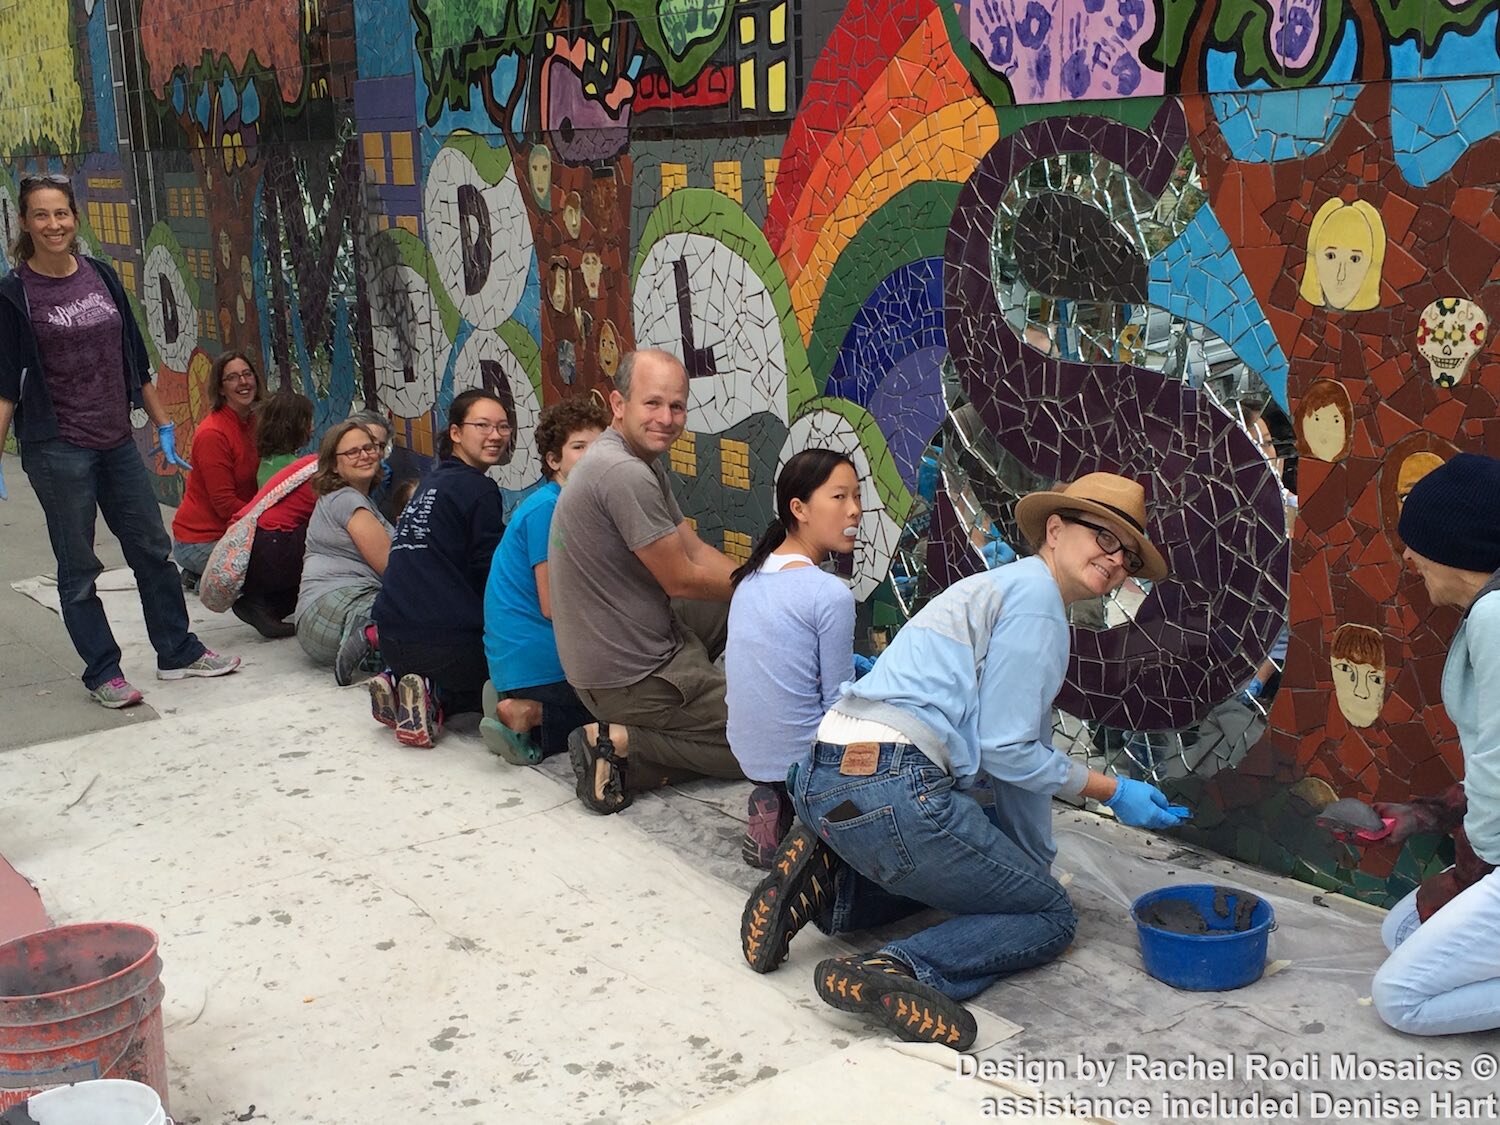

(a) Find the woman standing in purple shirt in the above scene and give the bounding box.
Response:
[0,174,239,707]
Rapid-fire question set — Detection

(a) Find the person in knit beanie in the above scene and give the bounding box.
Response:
[1398,452,1500,588]
[1358,451,1500,1035]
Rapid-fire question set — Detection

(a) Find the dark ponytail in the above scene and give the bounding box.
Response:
[731,448,855,589]
[731,519,788,589]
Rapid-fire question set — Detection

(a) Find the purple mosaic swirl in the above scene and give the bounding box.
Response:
[942,99,1288,731]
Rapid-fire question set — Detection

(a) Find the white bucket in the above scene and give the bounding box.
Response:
[23,1079,166,1125]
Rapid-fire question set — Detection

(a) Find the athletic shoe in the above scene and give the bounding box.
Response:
[742,783,795,869]
[89,677,144,709]
[334,621,378,687]
[814,953,976,1050]
[156,649,241,680]
[740,822,839,974]
[395,673,441,748]
[368,671,398,729]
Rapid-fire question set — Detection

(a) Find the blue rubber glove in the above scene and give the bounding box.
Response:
[0,459,8,501]
[158,422,191,471]
[1105,778,1191,829]
[852,653,876,679]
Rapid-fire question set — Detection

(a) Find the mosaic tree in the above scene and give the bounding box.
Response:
[411,0,736,393]
[1161,0,1500,87]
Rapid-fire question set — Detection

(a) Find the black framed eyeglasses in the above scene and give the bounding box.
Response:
[336,443,381,459]
[1060,515,1146,575]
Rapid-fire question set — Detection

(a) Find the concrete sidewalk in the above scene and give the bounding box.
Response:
[3,469,1497,1123]
[0,462,167,747]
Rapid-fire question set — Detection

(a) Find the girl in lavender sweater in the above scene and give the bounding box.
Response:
[726,449,865,868]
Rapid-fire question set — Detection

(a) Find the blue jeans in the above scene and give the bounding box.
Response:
[171,538,216,577]
[1373,870,1500,1035]
[790,741,1077,1001]
[21,438,205,689]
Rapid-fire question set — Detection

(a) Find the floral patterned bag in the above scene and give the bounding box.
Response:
[199,462,317,613]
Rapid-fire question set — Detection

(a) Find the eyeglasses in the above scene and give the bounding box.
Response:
[221,371,257,383]
[1060,515,1146,575]
[20,173,70,189]
[460,421,513,436]
[336,443,381,459]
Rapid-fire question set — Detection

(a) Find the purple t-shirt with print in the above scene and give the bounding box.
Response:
[21,259,131,449]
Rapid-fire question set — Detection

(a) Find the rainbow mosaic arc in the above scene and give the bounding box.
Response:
[4,0,1500,905]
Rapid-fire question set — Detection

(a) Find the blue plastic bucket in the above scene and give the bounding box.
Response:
[1132,884,1275,991]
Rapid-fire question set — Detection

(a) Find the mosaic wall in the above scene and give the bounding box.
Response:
[5,0,1500,904]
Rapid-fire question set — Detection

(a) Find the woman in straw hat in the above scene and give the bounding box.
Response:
[740,471,1188,1050]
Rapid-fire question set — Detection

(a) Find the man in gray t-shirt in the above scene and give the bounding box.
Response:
[550,349,743,812]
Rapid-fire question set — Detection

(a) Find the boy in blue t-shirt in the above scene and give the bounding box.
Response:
[481,397,609,763]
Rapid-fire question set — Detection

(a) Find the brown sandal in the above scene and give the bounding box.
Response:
[567,726,632,814]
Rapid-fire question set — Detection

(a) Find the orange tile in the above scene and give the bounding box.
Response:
[1269,308,1303,353]
[1352,559,1398,603]
[1354,531,1394,568]
[1338,734,1374,778]
[1349,476,1383,527]
[1383,690,1415,724]
[1374,400,1419,446]
[1425,398,1467,441]
[1241,162,1278,211]
[1325,518,1357,546]
[1451,186,1492,228]
[1367,356,1405,399]
[1381,192,1418,241]
[1382,240,1427,289]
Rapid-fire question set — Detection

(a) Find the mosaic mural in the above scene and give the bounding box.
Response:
[5,0,1500,905]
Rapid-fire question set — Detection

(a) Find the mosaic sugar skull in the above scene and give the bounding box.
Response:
[1416,298,1487,388]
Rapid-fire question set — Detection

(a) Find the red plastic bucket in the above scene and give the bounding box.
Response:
[0,923,168,1113]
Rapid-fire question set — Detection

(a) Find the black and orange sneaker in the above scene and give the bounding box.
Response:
[813,953,977,1051]
[740,822,839,974]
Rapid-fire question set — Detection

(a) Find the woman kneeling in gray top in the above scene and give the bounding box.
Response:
[294,420,393,684]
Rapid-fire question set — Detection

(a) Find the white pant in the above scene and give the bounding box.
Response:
[1373,868,1500,1035]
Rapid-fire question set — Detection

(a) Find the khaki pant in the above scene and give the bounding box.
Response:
[575,598,744,789]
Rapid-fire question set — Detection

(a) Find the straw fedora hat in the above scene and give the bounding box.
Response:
[1014,472,1169,581]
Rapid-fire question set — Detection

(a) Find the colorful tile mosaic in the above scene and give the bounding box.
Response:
[9,0,1500,905]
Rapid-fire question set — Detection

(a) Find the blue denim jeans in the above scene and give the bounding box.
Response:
[171,538,216,578]
[21,438,205,689]
[790,740,1077,1001]
[1373,870,1500,1035]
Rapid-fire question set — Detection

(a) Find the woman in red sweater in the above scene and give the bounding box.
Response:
[171,350,263,585]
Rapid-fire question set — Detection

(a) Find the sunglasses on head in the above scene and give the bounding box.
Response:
[20,173,71,189]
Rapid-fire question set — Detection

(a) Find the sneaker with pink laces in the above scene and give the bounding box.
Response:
[89,677,144,709]
[157,649,242,680]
